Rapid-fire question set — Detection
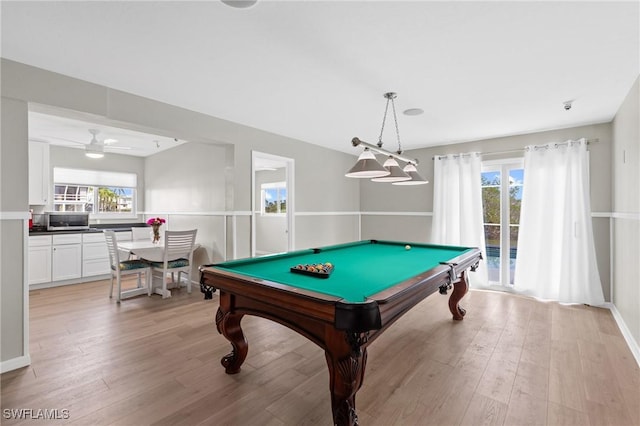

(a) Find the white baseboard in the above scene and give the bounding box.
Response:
[0,354,31,374]
[605,302,640,367]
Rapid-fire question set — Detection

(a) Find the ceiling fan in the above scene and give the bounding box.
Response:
[85,129,134,158]
[44,129,133,158]
[85,129,107,158]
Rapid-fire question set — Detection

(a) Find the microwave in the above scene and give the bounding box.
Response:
[46,212,90,231]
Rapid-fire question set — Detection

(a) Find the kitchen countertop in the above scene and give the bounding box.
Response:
[29,223,148,236]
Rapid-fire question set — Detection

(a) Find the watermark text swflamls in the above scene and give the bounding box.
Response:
[2,408,70,420]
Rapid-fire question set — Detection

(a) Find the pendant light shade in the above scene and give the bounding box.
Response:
[371,157,411,182]
[345,148,390,178]
[392,163,429,185]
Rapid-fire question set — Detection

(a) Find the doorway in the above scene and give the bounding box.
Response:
[251,151,294,257]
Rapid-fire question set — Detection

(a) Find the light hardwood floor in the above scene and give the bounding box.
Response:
[1,278,638,425]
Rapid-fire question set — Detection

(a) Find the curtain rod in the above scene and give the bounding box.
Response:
[432,138,599,160]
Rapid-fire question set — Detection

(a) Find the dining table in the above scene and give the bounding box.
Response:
[119,240,199,298]
[119,240,167,262]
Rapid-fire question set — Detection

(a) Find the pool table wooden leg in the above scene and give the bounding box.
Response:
[449,271,469,321]
[325,332,368,426]
[215,293,248,374]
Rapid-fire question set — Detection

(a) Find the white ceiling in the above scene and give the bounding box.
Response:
[2,1,638,157]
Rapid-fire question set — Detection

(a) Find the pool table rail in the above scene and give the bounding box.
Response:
[202,266,343,324]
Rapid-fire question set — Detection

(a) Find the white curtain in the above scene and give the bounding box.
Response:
[431,153,488,286]
[514,139,604,305]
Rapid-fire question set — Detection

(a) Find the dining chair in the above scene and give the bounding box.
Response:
[149,229,197,298]
[127,226,151,259]
[104,230,152,303]
[131,226,151,241]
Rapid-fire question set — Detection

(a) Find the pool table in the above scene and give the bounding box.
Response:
[199,240,482,426]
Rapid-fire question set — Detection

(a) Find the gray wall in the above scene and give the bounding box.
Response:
[1,97,29,363]
[612,76,640,345]
[0,59,361,368]
[145,142,227,213]
[361,123,614,301]
[145,141,229,264]
[293,151,361,250]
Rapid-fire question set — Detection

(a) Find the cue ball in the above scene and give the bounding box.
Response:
[405,245,411,250]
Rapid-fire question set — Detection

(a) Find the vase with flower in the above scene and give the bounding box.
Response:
[147,217,166,244]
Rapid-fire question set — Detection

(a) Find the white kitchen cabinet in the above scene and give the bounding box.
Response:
[82,233,110,277]
[28,235,52,285]
[52,234,82,281]
[29,230,135,287]
[28,140,50,205]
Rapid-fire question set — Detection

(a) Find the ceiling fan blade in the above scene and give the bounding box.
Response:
[43,135,86,145]
[44,135,136,150]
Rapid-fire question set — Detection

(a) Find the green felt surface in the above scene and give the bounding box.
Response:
[215,240,474,303]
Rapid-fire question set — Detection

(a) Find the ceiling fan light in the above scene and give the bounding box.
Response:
[345,149,390,178]
[370,156,411,182]
[85,143,104,158]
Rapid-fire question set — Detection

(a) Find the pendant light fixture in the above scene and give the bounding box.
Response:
[345,92,428,185]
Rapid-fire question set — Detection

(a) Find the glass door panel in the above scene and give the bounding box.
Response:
[509,225,519,284]
[508,168,523,284]
[482,161,524,287]
[482,170,501,284]
[484,224,501,283]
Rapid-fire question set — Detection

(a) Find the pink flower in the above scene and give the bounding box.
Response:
[146,217,166,226]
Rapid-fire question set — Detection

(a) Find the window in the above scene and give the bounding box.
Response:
[53,168,137,217]
[53,185,134,213]
[481,160,524,286]
[261,182,287,215]
[54,184,90,211]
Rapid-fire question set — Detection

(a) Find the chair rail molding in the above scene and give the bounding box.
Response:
[0,211,29,220]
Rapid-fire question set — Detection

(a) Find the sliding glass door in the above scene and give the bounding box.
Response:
[481,159,524,286]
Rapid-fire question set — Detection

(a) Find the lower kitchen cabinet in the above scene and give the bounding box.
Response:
[52,234,82,281]
[82,233,110,277]
[28,236,52,285]
[29,231,133,287]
